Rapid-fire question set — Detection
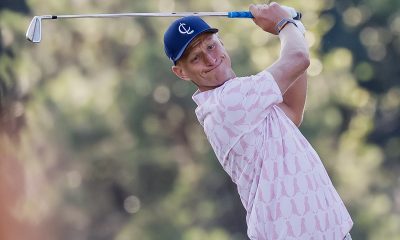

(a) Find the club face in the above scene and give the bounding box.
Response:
[26,16,42,43]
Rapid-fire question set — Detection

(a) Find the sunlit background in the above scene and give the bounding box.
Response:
[1,0,400,239]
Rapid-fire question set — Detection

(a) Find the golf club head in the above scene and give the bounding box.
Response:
[26,16,42,43]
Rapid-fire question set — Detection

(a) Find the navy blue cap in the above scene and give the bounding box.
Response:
[164,16,218,64]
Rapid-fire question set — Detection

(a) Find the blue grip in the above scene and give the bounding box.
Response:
[228,11,302,20]
[228,11,254,18]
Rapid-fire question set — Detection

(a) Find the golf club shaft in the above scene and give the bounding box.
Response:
[26,8,302,43]
[37,9,302,20]
[37,11,253,20]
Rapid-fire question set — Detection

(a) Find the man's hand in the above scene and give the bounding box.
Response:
[249,2,291,35]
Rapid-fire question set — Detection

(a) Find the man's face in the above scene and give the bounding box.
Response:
[172,33,235,92]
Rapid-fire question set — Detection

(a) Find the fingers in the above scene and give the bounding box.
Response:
[249,4,261,17]
[269,2,279,7]
[249,2,288,18]
[269,2,291,18]
[249,2,290,34]
[249,4,264,24]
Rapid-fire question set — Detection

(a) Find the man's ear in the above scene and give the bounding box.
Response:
[171,65,190,81]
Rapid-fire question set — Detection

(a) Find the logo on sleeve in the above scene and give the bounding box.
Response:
[178,23,194,35]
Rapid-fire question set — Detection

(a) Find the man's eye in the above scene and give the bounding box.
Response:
[208,44,215,50]
[191,55,199,62]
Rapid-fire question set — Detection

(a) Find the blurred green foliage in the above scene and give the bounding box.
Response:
[1,0,400,239]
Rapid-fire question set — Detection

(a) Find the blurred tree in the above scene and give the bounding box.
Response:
[0,2,55,240]
[0,0,29,137]
[322,0,400,165]
[0,0,29,13]
[1,0,400,240]
[317,0,400,238]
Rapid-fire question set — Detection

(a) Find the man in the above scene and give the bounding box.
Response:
[163,3,353,240]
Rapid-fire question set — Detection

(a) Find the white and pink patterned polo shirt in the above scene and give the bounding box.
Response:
[192,70,353,240]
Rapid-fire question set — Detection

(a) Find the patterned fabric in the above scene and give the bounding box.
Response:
[192,70,353,240]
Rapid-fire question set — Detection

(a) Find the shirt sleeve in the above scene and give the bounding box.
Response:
[218,70,283,133]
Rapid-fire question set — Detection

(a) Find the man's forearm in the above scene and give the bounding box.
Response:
[267,23,309,94]
[279,24,309,74]
[249,3,310,94]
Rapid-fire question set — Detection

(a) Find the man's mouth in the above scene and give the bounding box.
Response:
[204,59,222,74]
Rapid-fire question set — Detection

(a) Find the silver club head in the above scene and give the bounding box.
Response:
[26,16,42,43]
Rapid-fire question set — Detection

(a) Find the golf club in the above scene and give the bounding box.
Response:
[26,7,302,43]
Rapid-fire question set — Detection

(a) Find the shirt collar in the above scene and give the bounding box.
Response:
[192,89,210,106]
[191,77,237,106]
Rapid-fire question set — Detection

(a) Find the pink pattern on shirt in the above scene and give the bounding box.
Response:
[192,70,353,240]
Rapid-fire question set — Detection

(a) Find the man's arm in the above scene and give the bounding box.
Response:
[249,3,309,126]
[249,3,310,95]
[278,72,307,126]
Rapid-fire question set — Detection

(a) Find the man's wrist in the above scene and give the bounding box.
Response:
[275,18,298,34]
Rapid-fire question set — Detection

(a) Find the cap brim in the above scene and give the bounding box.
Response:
[173,28,218,64]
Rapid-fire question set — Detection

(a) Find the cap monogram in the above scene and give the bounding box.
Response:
[178,23,194,35]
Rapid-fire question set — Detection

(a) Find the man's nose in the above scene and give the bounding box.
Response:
[204,52,217,65]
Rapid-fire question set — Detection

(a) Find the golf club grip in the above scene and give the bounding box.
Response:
[228,11,302,20]
[228,11,253,18]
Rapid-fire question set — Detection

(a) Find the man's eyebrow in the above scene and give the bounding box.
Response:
[188,43,203,57]
[204,35,215,42]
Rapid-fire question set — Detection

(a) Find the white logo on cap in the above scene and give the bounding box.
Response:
[178,23,194,35]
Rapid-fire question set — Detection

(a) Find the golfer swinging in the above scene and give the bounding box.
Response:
[164,3,353,240]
